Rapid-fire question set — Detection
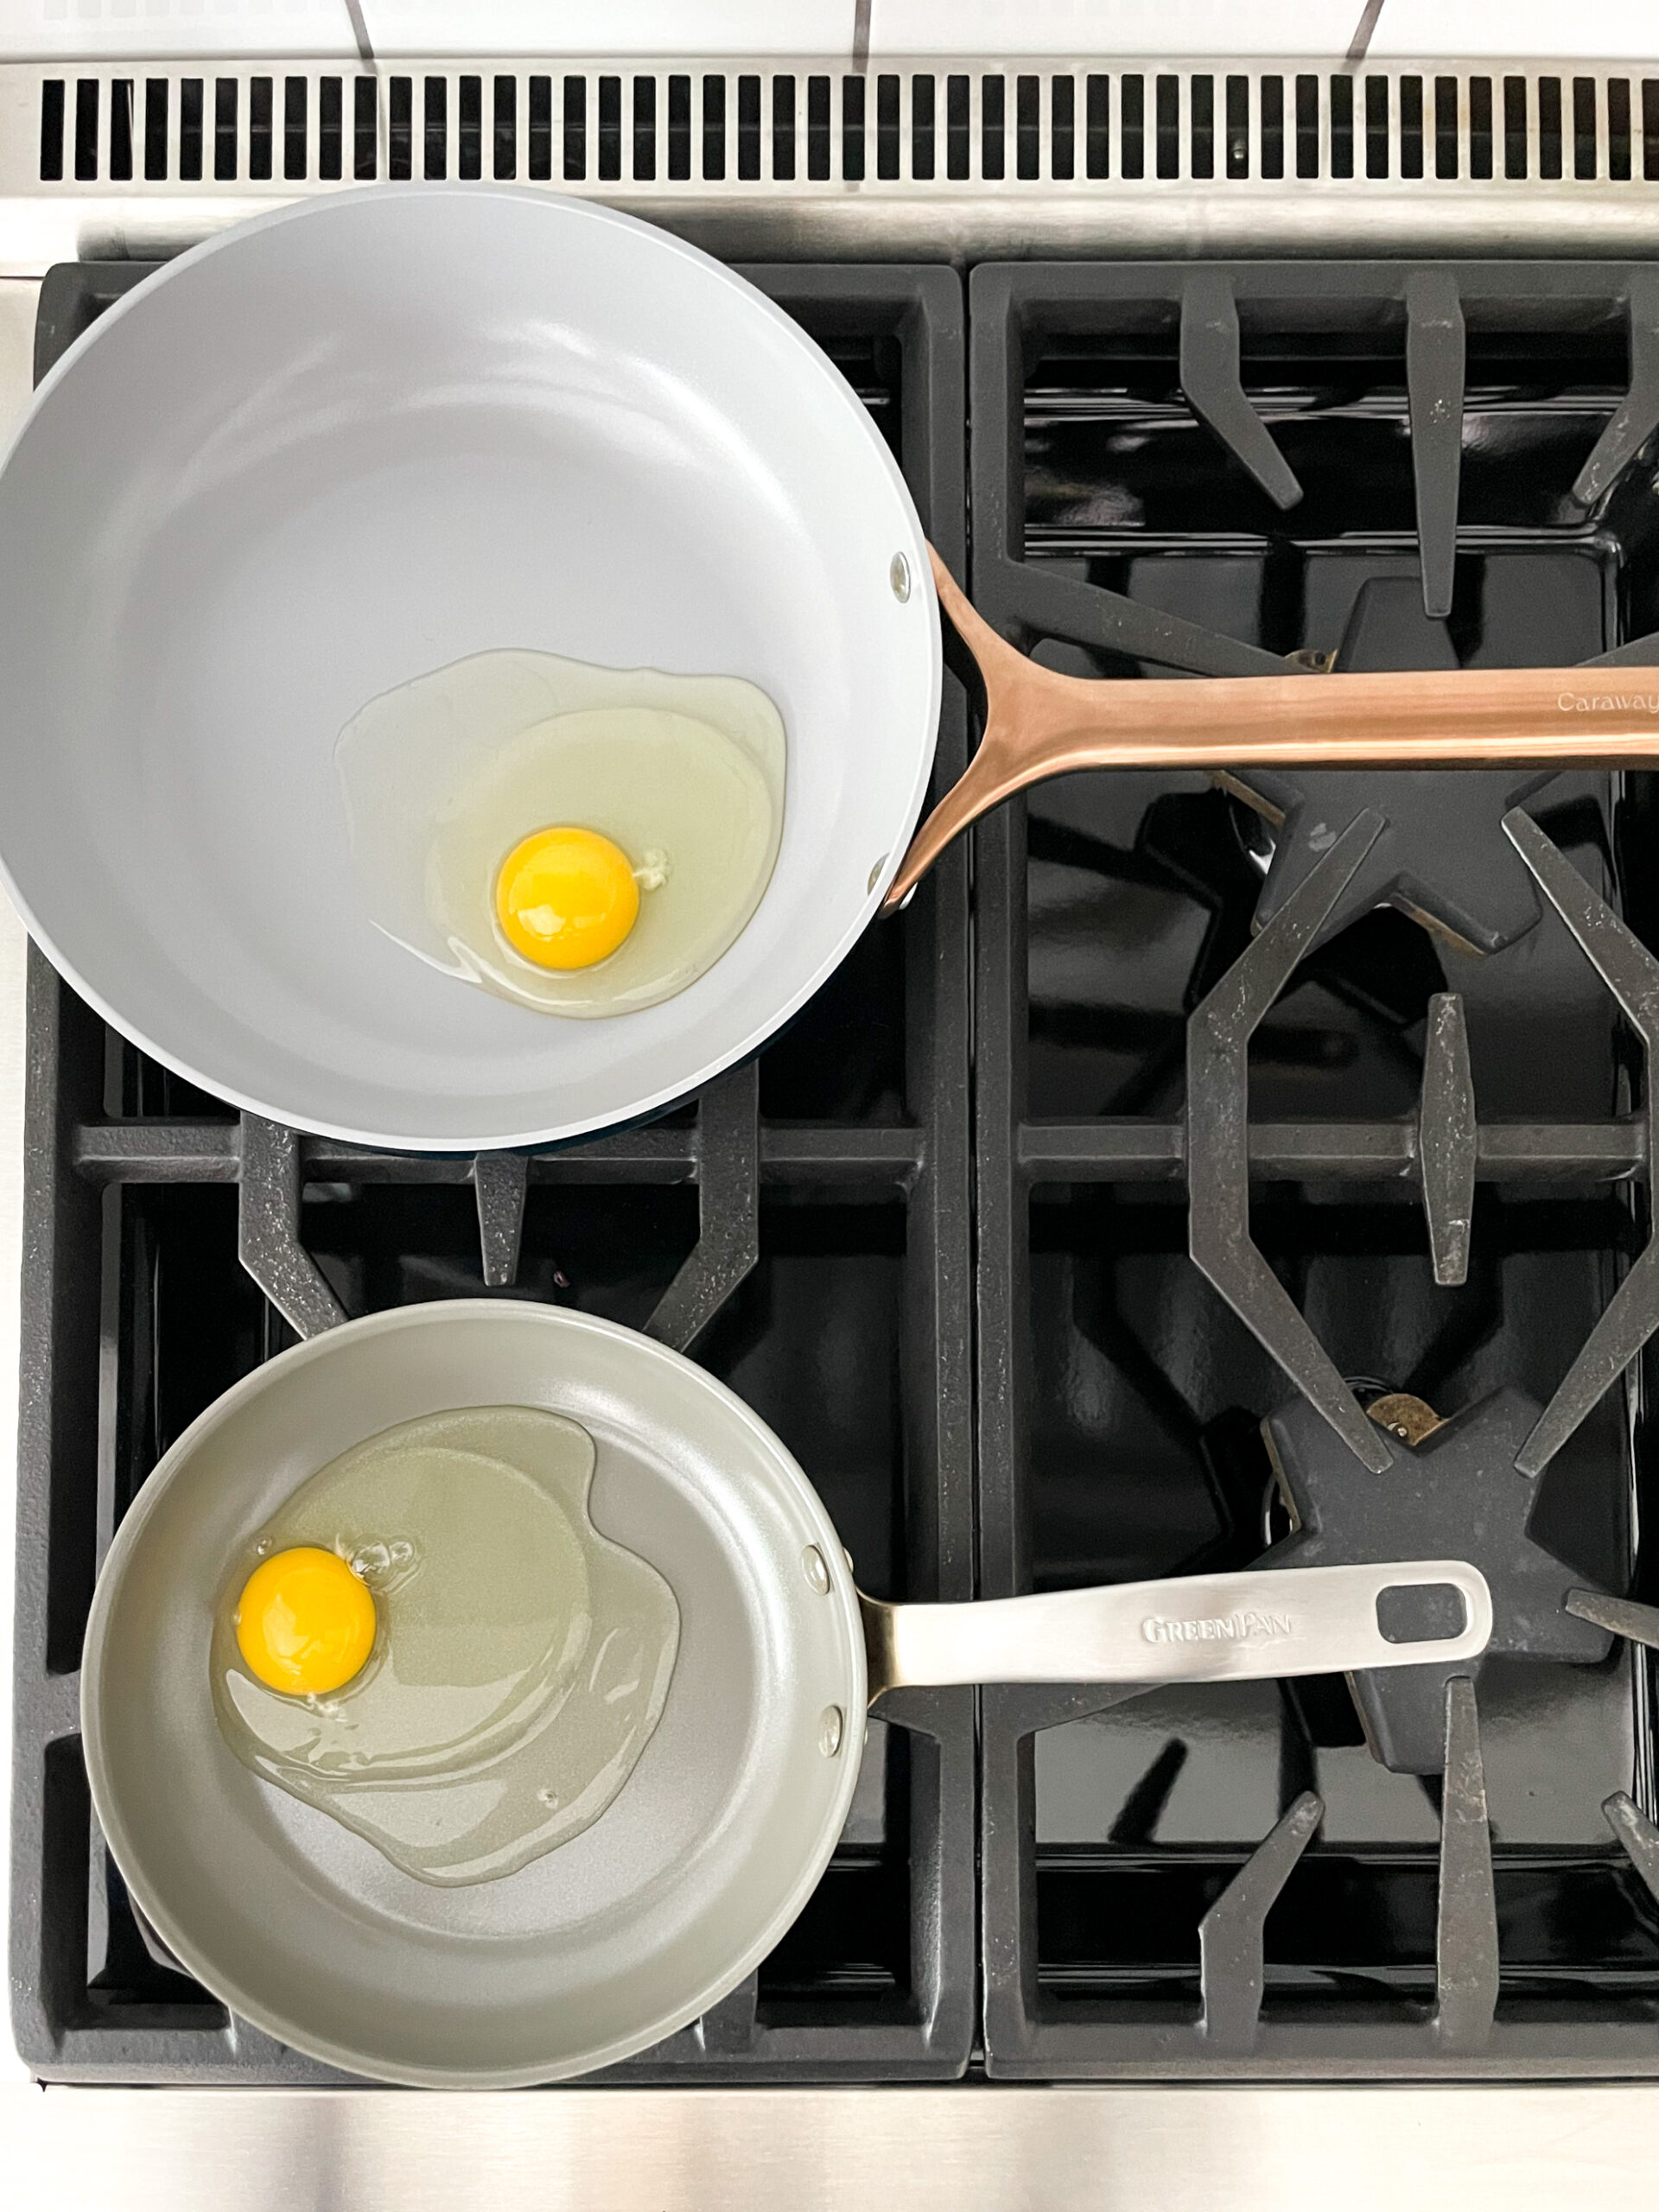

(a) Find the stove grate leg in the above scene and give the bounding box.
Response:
[984,546,1291,679]
[1433,1675,1498,2053]
[1419,990,1476,1287]
[1503,809,1659,1475]
[472,1147,529,1287]
[237,1113,347,1339]
[1179,270,1304,514]
[645,1060,760,1351]
[1198,1789,1322,2053]
[1187,810,1392,1471]
[1567,1588,1659,1649]
[1571,269,1659,512]
[1405,270,1466,620]
[1602,1789,1659,1900]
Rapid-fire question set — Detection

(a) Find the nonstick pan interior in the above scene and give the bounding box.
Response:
[82,1302,866,2088]
[0,185,939,1148]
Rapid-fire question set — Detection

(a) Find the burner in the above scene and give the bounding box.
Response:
[1262,1388,1613,1774]
[1238,765,1574,955]
[1227,582,1559,956]
[1230,764,1560,957]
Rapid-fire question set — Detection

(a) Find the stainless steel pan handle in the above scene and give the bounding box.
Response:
[861,1559,1491,1698]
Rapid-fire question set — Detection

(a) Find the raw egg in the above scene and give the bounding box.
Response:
[494,825,641,970]
[235,1545,377,1696]
[334,648,785,1016]
[212,1407,679,1887]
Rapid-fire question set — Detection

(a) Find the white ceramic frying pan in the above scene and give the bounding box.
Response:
[82,1301,1492,2088]
[0,187,939,1148]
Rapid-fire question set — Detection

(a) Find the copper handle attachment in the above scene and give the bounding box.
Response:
[881,544,1659,916]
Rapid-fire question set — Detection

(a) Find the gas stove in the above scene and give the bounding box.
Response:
[972,259,1659,2076]
[11,20,1659,2201]
[18,236,1659,2094]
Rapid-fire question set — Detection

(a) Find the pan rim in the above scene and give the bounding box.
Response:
[79,1296,870,2088]
[0,183,943,1154]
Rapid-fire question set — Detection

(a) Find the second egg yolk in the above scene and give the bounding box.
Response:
[236,1547,377,1696]
[494,826,640,970]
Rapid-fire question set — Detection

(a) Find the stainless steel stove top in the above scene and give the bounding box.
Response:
[10,18,1659,2204]
[6,47,1659,270]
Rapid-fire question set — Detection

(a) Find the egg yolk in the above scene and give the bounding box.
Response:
[494,825,641,970]
[235,1546,377,1696]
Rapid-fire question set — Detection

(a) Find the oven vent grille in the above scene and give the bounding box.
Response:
[33,65,1659,192]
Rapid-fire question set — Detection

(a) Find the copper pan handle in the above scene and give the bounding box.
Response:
[880,544,1659,916]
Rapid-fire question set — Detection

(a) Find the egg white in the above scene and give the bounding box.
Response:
[213,1407,680,1888]
[335,649,785,1016]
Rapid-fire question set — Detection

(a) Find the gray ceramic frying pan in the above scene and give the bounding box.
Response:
[82,1301,1492,2088]
[0,186,938,1151]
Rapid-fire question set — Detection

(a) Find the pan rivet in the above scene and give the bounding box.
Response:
[818,1705,844,1757]
[866,855,887,895]
[802,1544,830,1594]
[889,552,911,603]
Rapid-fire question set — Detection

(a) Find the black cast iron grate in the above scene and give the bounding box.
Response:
[9,259,975,2084]
[971,259,1659,2077]
[28,244,1659,2094]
